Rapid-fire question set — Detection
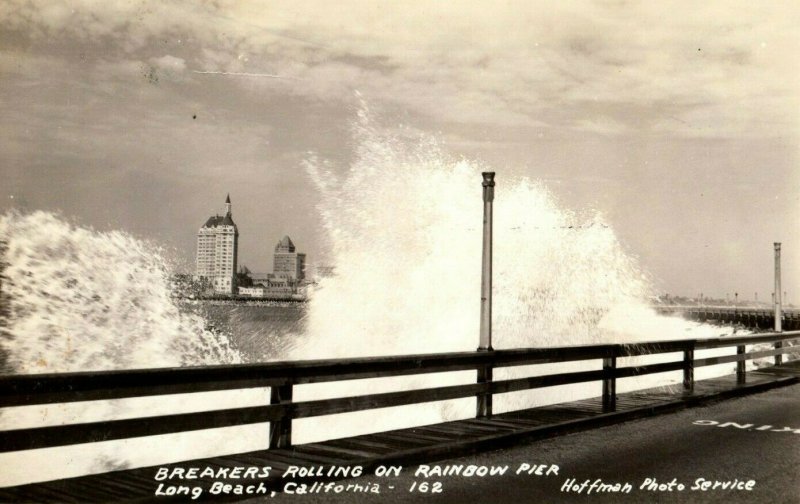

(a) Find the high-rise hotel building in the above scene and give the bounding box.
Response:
[273,236,306,281]
[195,195,239,294]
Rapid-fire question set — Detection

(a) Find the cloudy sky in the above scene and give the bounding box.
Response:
[2,1,798,300]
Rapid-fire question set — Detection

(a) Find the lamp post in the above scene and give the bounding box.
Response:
[477,172,495,417]
[775,243,782,332]
[774,243,783,366]
[479,172,495,353]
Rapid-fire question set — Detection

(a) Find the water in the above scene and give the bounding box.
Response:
[184,302,305,362]
[297,106,668,359]
[0,211,241,374]
[0,212,252,485]
[0,108,738,486]
[285,106,734,441]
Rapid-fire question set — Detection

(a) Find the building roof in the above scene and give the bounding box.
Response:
[275,235,295,252]
[200,195,237,230]
[203,215,223,227]
[201,214,237,230]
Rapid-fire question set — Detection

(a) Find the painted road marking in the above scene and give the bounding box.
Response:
[693,420,799,433]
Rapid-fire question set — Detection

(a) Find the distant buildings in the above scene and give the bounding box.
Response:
[195,195,239,295]
[193,195,308,299]
[242,236,307,299]
[238,286,268,297]
[273,236,306,281]
[240,276,298,298]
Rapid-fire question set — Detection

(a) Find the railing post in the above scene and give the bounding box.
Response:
[477,172,495,418]
[602,347,617,412]
[683,342,694,392]
[269,383,293,449]
[476,361,493,418]
[736,345,746,385]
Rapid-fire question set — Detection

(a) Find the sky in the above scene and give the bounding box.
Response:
[1,1,798,300]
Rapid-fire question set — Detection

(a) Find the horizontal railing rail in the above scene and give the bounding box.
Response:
[1,330,798,453]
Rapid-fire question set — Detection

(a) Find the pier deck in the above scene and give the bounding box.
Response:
[2,361,798,503]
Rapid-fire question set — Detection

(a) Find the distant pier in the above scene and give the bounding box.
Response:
[654,305,800,331]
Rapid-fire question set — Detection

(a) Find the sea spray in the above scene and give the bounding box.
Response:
[298,106,655,359]
[0,211,251,487]
[289,107,731,442]
[0,211,241,373]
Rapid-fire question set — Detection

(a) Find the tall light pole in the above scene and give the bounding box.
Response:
[479,172,495,352]
[774,243,782,332]
[477,172,495,417]
[774,242,783,365]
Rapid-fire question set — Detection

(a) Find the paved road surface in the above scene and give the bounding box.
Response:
[249,384,799,504]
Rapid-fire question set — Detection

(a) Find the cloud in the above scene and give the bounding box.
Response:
[2,1,799,303]
[150,55,186,73]
[146,54,187,82]
[572,117,630,137]
[2,1,799,137]
[0,51,69,79]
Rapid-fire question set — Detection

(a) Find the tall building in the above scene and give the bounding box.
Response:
[273,236,306,281]
[195,194,239,295]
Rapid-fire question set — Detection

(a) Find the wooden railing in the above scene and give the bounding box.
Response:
[1,331,798,453]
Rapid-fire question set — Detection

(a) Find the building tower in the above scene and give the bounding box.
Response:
[273,236,306,281]
[195,194,239,295]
